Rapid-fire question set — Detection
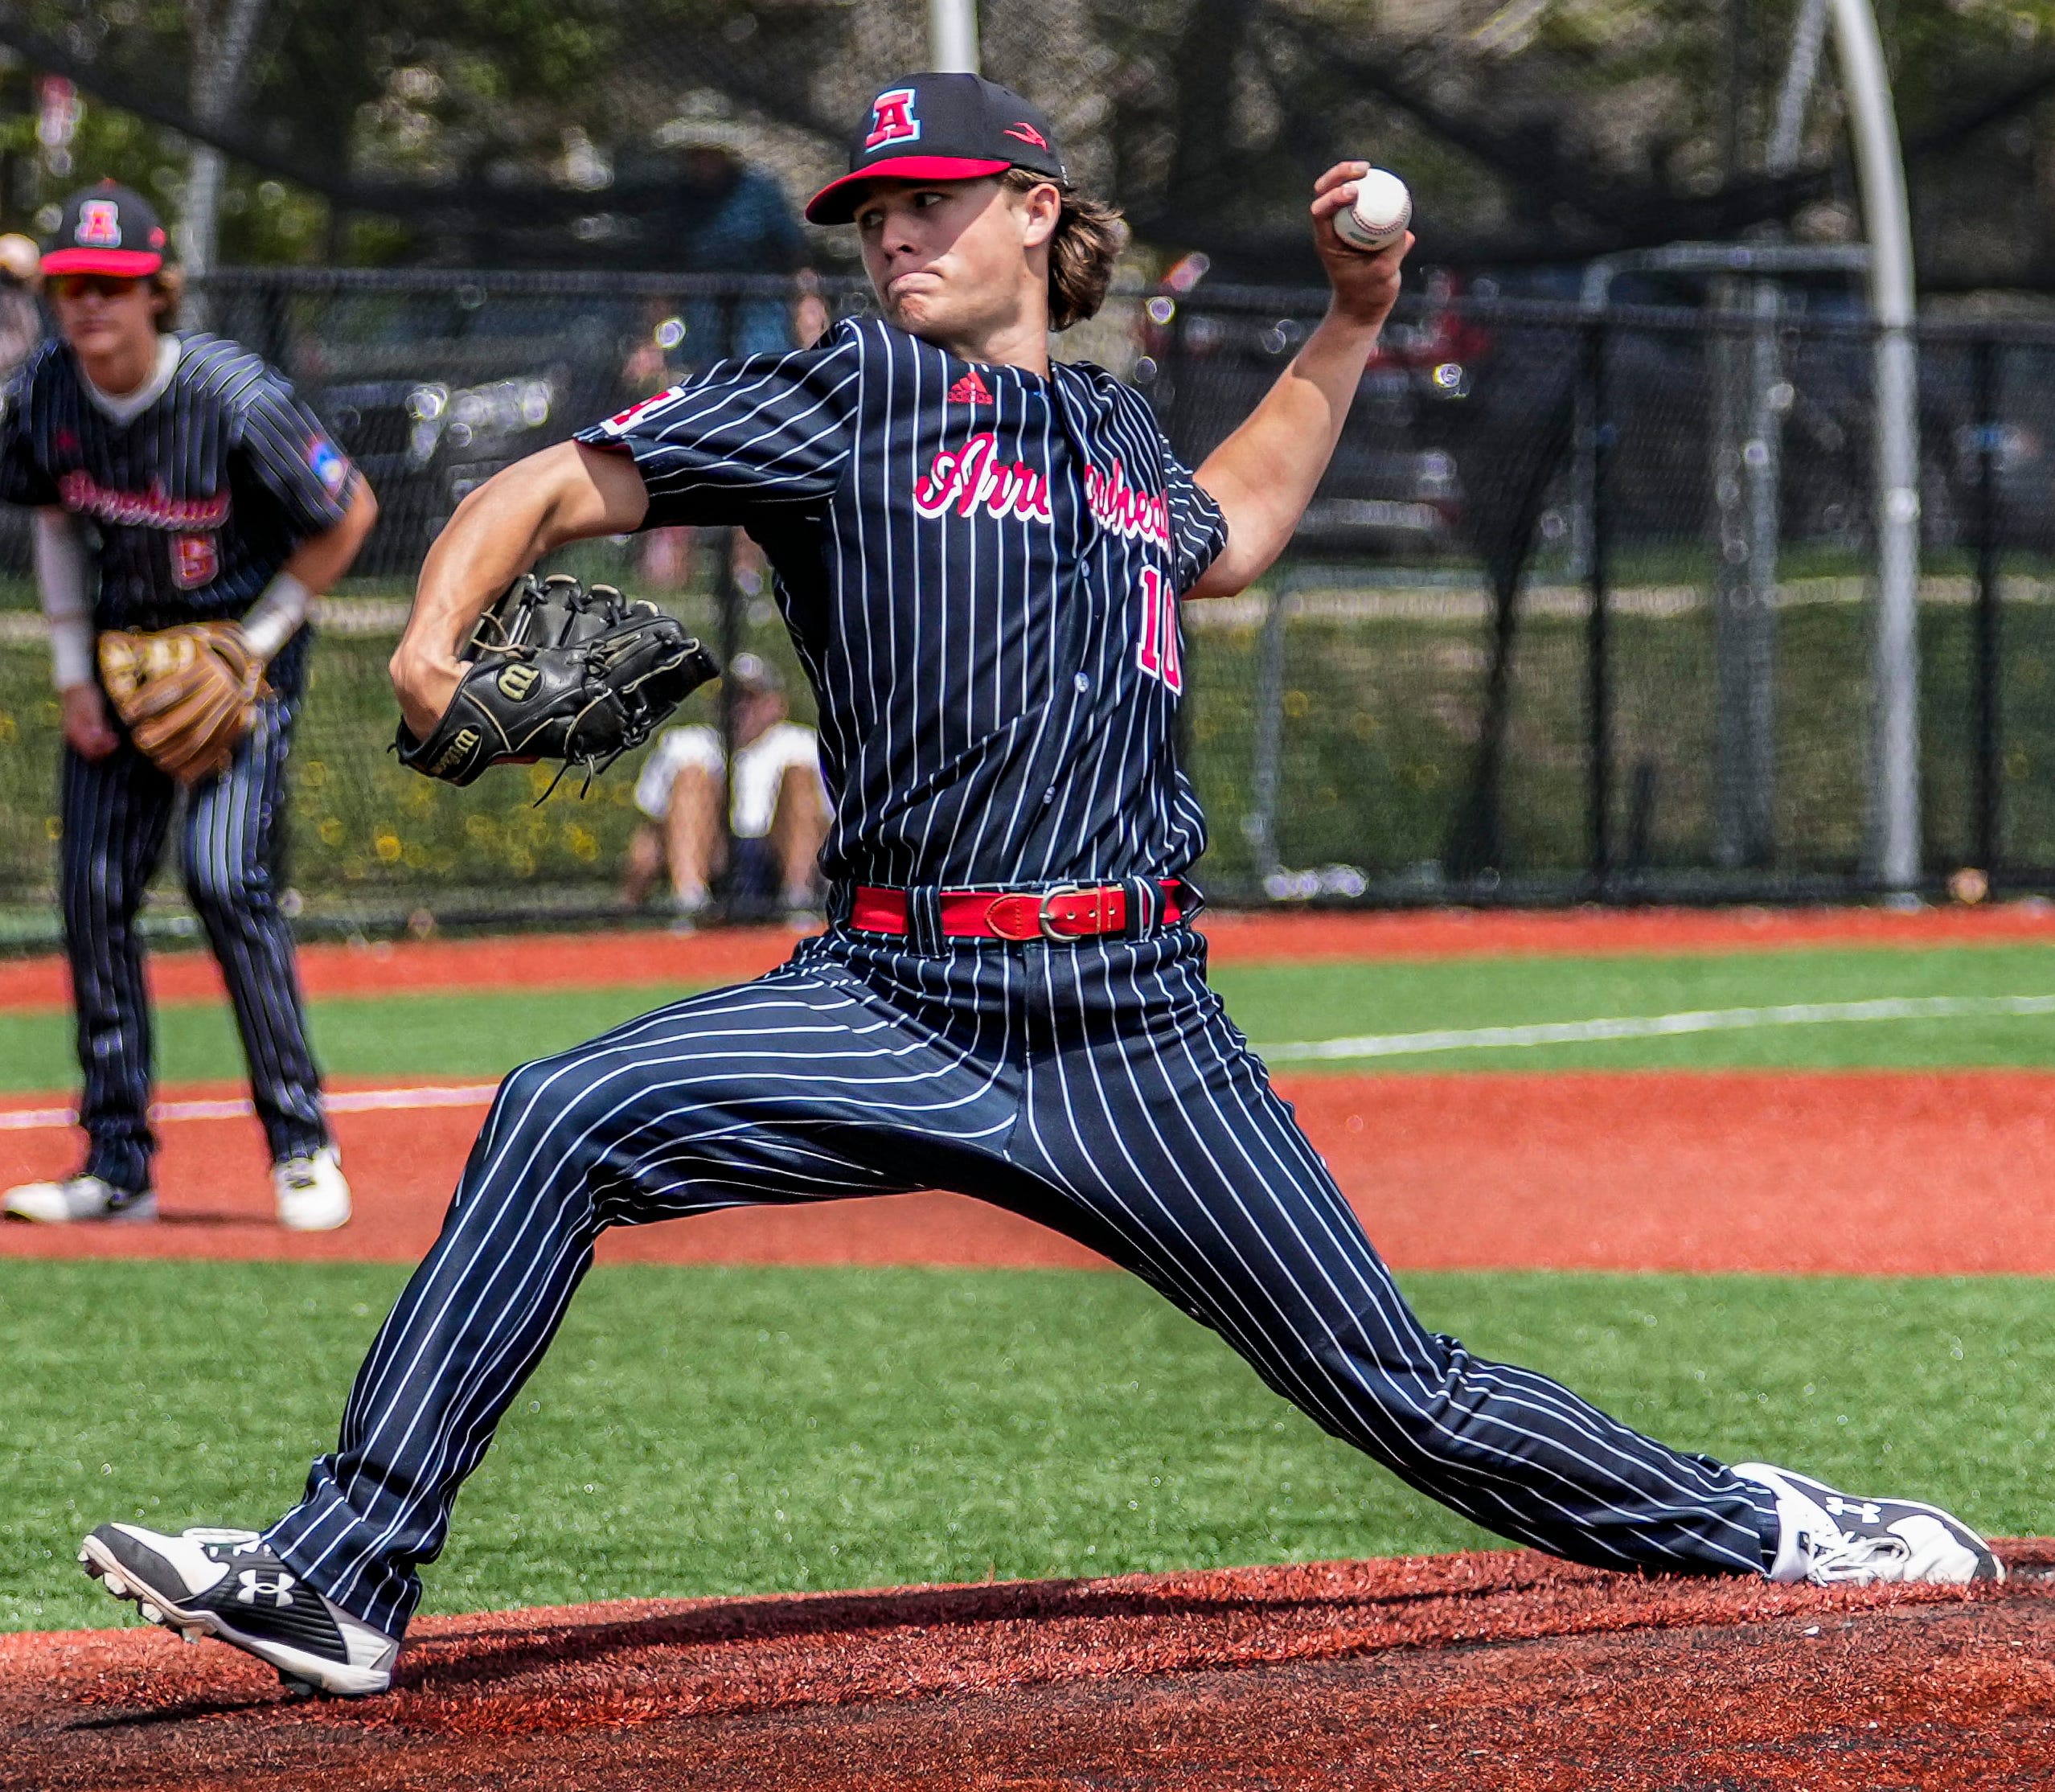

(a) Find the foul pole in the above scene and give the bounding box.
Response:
[929,0,980,73]
[1829,0,1922,893]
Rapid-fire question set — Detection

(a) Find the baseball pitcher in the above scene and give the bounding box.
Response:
[78,80,1998,1696]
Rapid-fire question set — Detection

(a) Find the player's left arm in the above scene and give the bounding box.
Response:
[1185,162,1411,600]
[233,373,380,659]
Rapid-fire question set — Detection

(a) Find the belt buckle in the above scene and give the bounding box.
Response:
[1037,884,1089,941]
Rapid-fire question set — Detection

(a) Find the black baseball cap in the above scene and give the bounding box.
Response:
[43,181,168,277]
[805,73,1066,225]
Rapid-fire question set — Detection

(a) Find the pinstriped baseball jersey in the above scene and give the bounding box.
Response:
[0,333,356,697]
[575,317,1227,889]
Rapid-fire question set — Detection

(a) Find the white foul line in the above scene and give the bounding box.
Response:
[0,1083,499,1134]
[2,995,2050,1128]
[1255,993,2055,1063]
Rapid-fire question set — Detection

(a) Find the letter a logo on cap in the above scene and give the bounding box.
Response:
[76,199,122,248]
[864,88,921,152]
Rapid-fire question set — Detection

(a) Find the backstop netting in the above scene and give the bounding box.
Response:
[0,268,2049,941]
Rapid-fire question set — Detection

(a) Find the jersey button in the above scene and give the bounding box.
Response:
[1073,672,1090,693]
[1042,787,1056,806]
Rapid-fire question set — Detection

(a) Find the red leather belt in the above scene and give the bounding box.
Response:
[849,882,1183,943]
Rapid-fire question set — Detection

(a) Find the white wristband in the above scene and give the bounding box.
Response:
[32,508,94,691]
[241,572,311,663]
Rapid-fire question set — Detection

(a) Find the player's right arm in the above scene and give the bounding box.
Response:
[390,441,649,738]
[393,328,862,737]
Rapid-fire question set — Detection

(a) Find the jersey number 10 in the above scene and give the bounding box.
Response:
[1135,568,1183,695]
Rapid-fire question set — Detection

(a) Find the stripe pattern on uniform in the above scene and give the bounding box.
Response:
[61,699,326,1191]
[0,332,350,1189]
[265,925,1778,1637]
[575,318,1225,890]
[262,315,1779,1633]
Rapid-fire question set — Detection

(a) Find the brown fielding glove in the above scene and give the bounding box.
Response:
[98,622,269,783]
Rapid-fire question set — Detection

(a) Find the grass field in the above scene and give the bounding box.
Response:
[6,1259,2050,1634]
[4,941,2055,1091]
[6,933,2054,1638]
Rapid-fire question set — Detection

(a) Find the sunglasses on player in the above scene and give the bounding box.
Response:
[49,273,144,301]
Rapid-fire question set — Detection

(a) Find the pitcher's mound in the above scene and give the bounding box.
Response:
[8,1543,2053,1790]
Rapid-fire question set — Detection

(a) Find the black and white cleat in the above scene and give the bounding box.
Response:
[80,1523,399,1697]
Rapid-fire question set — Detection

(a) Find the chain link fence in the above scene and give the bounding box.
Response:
[0,266,2052,941]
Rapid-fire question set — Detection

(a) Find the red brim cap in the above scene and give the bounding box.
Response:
[805,155,1011,225]
[41,247,163,277]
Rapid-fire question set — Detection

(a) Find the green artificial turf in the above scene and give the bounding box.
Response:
[5,1258,2049,1633]
[6,941,2055,1093]
[1220,941,2055,1070]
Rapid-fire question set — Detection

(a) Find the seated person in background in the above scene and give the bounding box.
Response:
[622,652,828,924]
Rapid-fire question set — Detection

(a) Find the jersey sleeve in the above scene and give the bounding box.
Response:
[233,371,358,541]
[573,323,862,530]
[0,356,60,509]
[1163,445,1228,595]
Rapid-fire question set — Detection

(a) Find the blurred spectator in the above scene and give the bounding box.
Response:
[622,653,829,926]
[0,234,43,376]
[642,124,810,362]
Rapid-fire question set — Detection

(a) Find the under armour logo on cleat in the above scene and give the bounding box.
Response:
[236,1569,297,1606]
[948,371,993,406]
[1825,1497,1883,1526]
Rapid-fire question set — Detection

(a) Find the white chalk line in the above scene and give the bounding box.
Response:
[1,994,2049,1130]
[1255,994,2055,1062]
[0,1083,499,1134]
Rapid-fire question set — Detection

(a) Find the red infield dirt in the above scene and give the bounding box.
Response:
[0,900,2050,1014]
[3,1066,2052,1275]
[9,1544,2054,1790]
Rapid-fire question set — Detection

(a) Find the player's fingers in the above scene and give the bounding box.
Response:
[1311,183,1356,220]
[1312,161,1369,197]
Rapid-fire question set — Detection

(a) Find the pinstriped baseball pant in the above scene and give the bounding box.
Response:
[60,698,327,1193]
[267,922,1779,1636]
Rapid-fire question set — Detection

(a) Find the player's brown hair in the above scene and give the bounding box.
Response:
[1002,168,1126,332]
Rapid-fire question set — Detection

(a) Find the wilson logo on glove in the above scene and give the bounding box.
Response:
[393,574,720,797]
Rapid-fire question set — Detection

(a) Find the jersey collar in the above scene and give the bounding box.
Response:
[80,334,182,429]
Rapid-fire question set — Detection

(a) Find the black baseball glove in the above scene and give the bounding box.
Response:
[394,573,719,792]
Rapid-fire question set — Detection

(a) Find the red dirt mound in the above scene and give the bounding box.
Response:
[4,1068,2053,1277]
[8,1543,2052,1790]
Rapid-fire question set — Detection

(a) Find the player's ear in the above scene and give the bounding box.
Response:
[1015,181,1061,252]
[149,267,184,332]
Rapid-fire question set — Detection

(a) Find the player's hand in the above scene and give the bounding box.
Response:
[1310,162,1412,333]
[60,682,118,761]
[389,642,465,741]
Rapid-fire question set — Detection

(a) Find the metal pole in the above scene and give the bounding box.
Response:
[928,0,981,73]
[1828,0,1922,894]
[1973,338,2002,875]
[1585,318,1613,886]
[1245,574,1290,884]
[714,528,743,918]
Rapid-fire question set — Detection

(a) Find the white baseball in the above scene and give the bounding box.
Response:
[1333,168,1411,253]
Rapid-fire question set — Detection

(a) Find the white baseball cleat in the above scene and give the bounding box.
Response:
[1737,1462,2004,1585]
[3,1174,157,1224]
[274,1146,351,1232]
[80,1523,399,1697]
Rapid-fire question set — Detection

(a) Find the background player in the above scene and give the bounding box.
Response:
[621,651,829,925]
[0,182,377,1231]
[79,78,1996,1696]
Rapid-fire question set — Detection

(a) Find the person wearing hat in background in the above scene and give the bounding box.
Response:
[619,120,824,590]
[621,650,829,926]
[0,181,379,1230]
[0,232,44,379]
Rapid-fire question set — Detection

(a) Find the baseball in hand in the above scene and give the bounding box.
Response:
[1333,168,1411,253]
